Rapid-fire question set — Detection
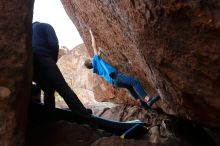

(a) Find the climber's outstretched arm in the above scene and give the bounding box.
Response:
[89,29,99,55]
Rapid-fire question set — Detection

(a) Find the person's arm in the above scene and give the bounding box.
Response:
[89,29,99,55]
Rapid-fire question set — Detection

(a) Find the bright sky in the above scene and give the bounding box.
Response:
[33,0,83,49]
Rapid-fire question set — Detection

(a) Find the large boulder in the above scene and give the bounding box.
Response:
[61,0,220,129]
[0,0,33,145]
[58,46,70,59]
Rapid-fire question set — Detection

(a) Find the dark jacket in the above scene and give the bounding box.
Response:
[32,22,59,62]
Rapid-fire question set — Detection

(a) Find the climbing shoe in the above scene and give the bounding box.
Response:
[147,96,160,107]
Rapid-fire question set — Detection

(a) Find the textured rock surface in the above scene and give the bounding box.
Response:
[0,0,33,145]
[61,0,220,128]
[28,120,111,146]
[57,44,136,110]
[92,136,183,146]
[97,105,164,124]
[28,105,215,146]
[58,46,70,59]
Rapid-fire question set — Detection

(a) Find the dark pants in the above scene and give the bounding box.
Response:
[112,72,147,100]
[33,54,90,117]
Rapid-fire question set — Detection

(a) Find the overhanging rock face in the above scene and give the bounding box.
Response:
[61,0,220,128]
[0,0,33,145]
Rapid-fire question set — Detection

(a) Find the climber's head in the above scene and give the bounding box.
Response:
[84,59,93,69]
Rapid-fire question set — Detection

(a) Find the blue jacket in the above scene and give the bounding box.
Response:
[32,22,59,62]
[92,55,118,84]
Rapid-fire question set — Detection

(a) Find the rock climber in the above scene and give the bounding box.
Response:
[84,29,160,109]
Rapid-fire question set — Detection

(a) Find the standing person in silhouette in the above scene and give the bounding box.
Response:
[84,29,160,109]
[32,22,92,118]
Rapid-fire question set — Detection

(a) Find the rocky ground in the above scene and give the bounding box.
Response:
[28,104,217,146]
